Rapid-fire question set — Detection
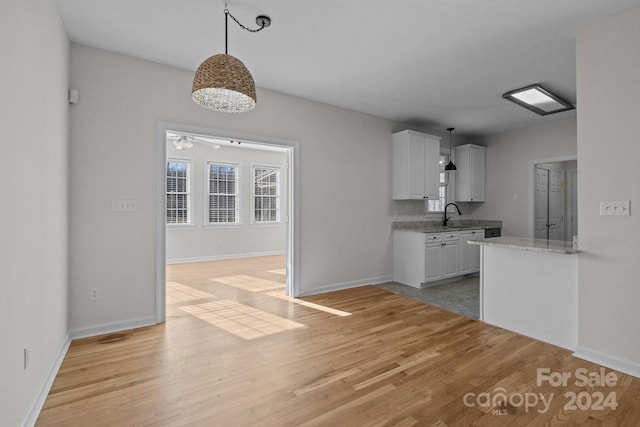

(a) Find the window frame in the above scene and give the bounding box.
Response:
[426,149,452,213]
[251,163,282,225]
[205,161,241,227]
[165,157,193,227]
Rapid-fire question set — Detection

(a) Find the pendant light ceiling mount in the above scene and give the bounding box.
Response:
[445,127,457,172]
[192,7,271,113]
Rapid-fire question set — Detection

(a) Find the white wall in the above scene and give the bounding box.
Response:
[166,140,286,262]
[576,6,640,373]
[69,44,399,332]
[470,118,577,237]
[0,1,69,425]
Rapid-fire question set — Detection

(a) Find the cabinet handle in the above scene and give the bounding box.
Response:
[423,196,428,199]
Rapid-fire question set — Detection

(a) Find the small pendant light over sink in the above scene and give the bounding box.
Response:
[445,128,457,171]
[192,8,271,113]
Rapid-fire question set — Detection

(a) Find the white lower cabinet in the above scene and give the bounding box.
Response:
[459,230,482,274]
[424,235,443,282]
[393,231,427,288]
[425,232,459,283]
[393,231,460,287]
[393,229,481,288]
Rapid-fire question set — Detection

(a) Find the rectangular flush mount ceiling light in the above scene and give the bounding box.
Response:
[502,84,575,116]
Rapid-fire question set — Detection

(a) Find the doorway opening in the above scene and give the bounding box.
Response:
[155,123,299,323]
[530,156,577,241]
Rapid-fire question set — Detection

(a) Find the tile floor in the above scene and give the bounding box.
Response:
[378,275,480,319]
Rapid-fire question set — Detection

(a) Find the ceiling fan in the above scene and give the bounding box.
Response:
[166,132,215,150]
[166,132,238,150]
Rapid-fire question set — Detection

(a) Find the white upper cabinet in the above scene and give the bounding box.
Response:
[392,130,441,200]
[455,144,486,202]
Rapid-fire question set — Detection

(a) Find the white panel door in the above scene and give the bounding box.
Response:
[535,168,549,240]
[549,170,565,241]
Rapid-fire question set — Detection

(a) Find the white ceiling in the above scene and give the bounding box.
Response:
[56,0,640,137]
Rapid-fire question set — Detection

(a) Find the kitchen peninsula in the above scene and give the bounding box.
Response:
[469,236,579,350]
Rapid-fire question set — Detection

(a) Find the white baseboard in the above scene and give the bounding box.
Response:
[573,346,640,378]
[298,275,393,297]
[22,333,71,427]
[167,251,285,265]
[70,316,158,340]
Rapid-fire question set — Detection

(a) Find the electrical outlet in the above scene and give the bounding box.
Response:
[90,288,100,300]
[24,347,30,370]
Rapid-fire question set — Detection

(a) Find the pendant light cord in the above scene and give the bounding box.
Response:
[224,9,269,33]
[223,8,270,55]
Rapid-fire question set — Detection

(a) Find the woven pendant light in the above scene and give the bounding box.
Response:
[192,54,256,113]
[192,8,269,113]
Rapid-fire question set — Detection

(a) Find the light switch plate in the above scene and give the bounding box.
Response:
[600,200,630,216]
[112,199,138,212]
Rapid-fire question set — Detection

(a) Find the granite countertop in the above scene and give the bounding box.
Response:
[392,220,502,234]
[468,236,579,254]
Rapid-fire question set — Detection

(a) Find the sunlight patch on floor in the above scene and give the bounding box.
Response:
[179,300,305,340]
[263,290,352,317]
[212,275,284,292]
[166,282,214,304]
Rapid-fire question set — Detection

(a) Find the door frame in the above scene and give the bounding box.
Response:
[534,166,550,240]
[528,155,577,239]
[155,121,300,323]
[566,168,578,241]
[548,169,566,241]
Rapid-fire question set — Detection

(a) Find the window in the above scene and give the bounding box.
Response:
[253,166,280,223]
[166,159,191,224]
[427,154,449,212]
[208,163,239,224]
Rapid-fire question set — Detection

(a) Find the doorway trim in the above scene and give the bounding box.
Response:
[566,168,578,241]
[528,155,577,239]
[155,121,300,323]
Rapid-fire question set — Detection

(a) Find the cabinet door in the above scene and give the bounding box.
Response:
[423,136,440,200]
[470,147,485,201]
[442,242,459,278]
[408,134,426,199]
[392,130,442,200]
[470,240,481,272]
[455,144,486,202]
[424,243,443,282]
[458,232,472,274]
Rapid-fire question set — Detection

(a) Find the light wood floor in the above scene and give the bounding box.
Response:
[37,255,640,426]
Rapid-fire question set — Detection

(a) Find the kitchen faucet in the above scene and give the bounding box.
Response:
[443,203,462,227]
